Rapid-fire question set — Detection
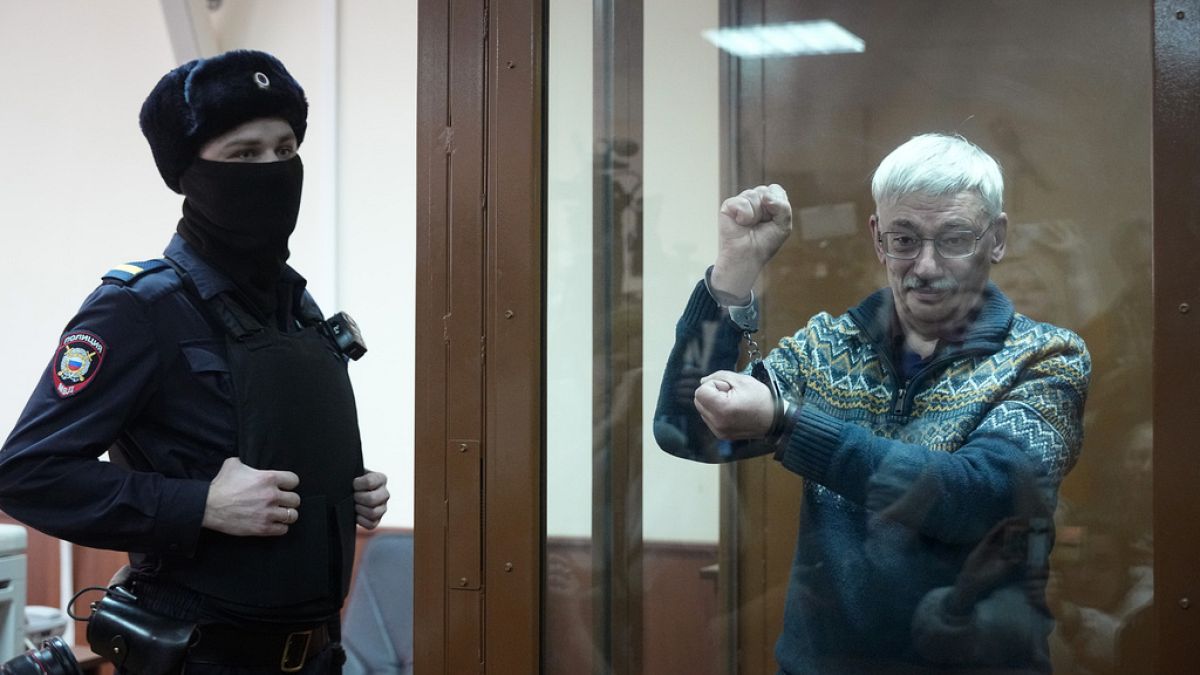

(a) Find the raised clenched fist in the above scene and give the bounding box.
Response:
[711,184,792,301]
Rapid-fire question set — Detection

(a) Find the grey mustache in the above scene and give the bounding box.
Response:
[903,276,958,291]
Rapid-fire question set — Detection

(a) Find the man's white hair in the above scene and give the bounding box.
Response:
[870,133,1004,221]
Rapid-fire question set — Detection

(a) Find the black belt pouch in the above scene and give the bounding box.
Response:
[83,586,198,675]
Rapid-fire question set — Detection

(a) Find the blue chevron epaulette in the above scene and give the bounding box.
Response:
[101,259,172,285]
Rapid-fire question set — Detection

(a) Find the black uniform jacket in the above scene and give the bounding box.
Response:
[0,234,321,559]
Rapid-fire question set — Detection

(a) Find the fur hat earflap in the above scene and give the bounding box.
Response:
[139,49,308,193]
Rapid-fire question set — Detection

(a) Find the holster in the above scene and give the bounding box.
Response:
[84,586,198,675]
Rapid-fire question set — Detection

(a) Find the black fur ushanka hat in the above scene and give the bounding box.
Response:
[139,49,308,193]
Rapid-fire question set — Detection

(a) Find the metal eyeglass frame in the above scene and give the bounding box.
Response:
[877,220,995,260]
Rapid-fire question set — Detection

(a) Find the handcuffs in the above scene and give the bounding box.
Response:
[704,267,790,444]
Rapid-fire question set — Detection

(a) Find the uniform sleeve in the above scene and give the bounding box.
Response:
[0,283,209,554]
[776,332,1091,544]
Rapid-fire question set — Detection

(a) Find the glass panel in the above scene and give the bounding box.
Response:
[547,1,1152,673]
[545,1,597,672]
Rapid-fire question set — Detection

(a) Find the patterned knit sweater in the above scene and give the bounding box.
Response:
[653,279,1091,674]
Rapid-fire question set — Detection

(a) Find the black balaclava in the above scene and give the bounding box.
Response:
[177,155,304,317]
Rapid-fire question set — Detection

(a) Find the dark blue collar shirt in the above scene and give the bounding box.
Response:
[0,234,312,561]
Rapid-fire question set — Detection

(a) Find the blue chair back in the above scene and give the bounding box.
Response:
[341,532,413,675]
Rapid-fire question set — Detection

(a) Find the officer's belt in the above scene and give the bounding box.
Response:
[188,622,331,672]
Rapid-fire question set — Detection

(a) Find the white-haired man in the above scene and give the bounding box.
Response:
[654,133,1091,673]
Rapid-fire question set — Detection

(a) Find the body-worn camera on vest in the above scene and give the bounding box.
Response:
[325,312,367,360]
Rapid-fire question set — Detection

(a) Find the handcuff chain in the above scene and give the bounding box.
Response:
[745,331,762,364]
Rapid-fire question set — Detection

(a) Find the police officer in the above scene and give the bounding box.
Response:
[0,50,388,673]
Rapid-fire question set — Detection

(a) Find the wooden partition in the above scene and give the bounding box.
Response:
[415,0,545,672]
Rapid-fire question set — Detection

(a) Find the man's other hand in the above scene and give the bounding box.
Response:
[202,457,301,536]
[694,370,775,439]
[712,183,792,300]
[353,470,390,529]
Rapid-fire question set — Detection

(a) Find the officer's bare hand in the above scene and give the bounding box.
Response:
[712,184,792,300]
[693,370,774,440]
[202,457,301,536]
[353,470,389,529]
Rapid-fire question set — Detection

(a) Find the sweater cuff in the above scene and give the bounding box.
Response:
[775,404,843,484]
[680,276,730,328]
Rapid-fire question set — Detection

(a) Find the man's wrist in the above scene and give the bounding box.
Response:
[705,265,751,305]
[769,399,802,451]
[709,261,758,303]
[705,266,758,332]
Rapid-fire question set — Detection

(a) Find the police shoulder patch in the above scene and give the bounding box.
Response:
[101,259,171,285]
[53,331,107,398]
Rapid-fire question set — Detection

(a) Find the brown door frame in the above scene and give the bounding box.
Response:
[1152,1,1200,672]
[415,0,544,672]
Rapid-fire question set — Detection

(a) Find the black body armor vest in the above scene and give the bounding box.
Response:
[161,267,364,619]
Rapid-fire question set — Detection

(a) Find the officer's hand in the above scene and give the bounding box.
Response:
[353,470,389,529]
[693,370,775,440]
[202,457,301,536]
[946,517,1026,612]
[673,364,707,407]
[712,184,792,300]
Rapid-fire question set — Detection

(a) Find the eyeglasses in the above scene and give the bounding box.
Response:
[877,221,994,260]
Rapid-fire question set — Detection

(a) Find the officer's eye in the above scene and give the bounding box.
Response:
[276,145,295,159]
[231,148,261,161]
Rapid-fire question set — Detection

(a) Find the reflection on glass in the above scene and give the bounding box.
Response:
[702,20,865,58]
[547,1,1152,673]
